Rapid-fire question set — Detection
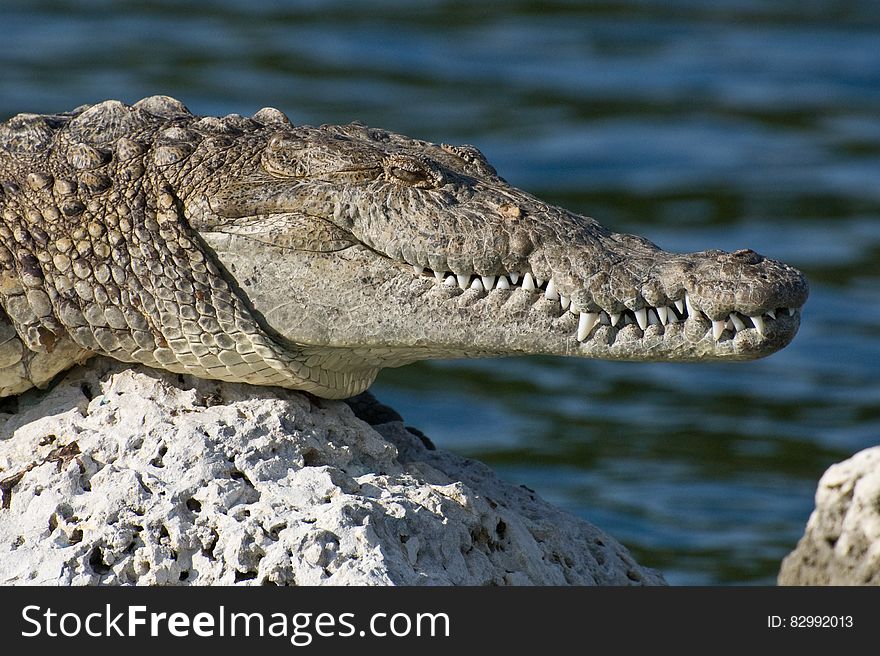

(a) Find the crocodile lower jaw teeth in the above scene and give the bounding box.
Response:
[568,301,796,343]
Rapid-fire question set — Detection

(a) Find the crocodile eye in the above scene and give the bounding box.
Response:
[384,154,442,188]
[390,166,428,185]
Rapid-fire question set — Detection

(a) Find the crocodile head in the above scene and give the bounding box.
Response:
[184,112,808,398]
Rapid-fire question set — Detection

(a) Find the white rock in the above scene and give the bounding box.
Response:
[779,446,880,585]
[0,358,665,586]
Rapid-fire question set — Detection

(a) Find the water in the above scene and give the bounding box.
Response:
[1,0,878,585]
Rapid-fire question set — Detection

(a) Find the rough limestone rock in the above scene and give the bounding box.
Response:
[779,447,880,585]
[0,358,664,586]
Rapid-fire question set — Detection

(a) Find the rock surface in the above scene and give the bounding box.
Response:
[0,359,665,586]
[779,447,880,585]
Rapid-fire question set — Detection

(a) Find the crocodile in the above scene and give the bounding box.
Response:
[0,96,808,399]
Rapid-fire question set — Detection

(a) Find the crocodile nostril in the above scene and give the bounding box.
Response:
[731,249,762,264]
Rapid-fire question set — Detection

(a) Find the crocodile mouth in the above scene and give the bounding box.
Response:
[410,264,802,346]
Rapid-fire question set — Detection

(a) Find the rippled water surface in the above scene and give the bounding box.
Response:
[2,0,878,584]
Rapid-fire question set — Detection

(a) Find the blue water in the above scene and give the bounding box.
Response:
[2,0,878,584]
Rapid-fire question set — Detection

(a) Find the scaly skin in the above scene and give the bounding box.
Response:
[0,96,808,399]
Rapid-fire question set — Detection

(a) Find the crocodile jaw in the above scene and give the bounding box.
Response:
[202,228,806,372]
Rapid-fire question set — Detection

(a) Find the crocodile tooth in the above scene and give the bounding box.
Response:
[544,279,559,300]
[610,312,621,327]
[496,276,510,290]
[481,275,496,290]
[766,309,776,320]
[522,272,536,291]
[559,295,570,310]
[413,265,425,276]
[509,272,520,284]
[535,277,545,288]
[456,274,470,290]
[751,315,765,336]
[787,307,795,316]
[443,275,456,287]
[712,320,725,341]
[634,308,648,330]
[675,299,685,315]
[730,313,746,331]
[647,308,661,326]
[684,293,697,319]
[666,311,679,324]
[656,306,668,325]
[576,312,599,341]
[434,271,444,283]
[470,278,484,292]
